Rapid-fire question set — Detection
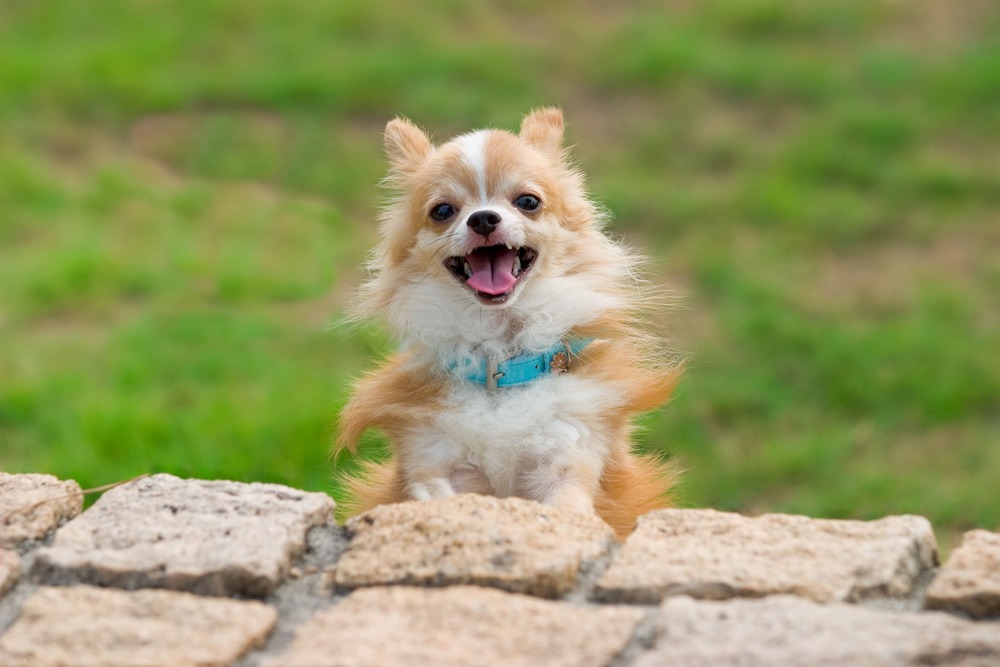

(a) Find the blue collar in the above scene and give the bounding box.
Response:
[453,338,593,391]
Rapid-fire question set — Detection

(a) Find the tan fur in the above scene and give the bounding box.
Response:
[521,106,565,142]
[337,352,445,454]
[336,108,682,538]
[596,448,680,539]
[383,118,433,175]
[339,458,409,519]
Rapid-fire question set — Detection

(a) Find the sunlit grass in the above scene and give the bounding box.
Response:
[1,0,998,536]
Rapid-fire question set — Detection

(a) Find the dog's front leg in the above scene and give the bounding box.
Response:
[400,429,461,501]
[407,474,456,501]
[544,471,600,514]
[522,447,603,516]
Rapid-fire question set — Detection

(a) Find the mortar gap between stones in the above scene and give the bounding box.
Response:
[605,604,660,667]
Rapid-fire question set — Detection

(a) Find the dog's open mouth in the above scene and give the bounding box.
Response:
[444,244,538,304]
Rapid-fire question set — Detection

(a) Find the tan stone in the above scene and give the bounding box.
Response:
[33,474,335,596]
[634,595,1000,667]
[0,548,20,597]
[265,585,644,667]
[926,529,1000,618]
[333,494,614,598]
[0,585,276,667]
[595,509,937,604]
[0,473,82,547]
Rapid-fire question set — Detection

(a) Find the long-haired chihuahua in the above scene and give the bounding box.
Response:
[336,108,680,538]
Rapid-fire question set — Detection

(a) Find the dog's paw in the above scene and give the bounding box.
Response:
[408,477,456,501]
[546,485,596,516]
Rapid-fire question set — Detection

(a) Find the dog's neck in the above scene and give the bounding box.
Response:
[417,311,546,365]
[385,268,627,369]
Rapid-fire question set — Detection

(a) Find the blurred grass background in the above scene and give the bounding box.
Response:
[1,0,998,547]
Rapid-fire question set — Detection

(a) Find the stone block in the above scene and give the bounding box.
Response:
[332,494,614,598]
[0,473,82,548]
[926,529,1000,618]
[0,549,19,597]
[595,509,937,604]
[264,585,644,667]
[33,474,335,596]
[0,585,275,667]
[634,595,1000,667]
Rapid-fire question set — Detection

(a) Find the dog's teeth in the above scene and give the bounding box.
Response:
[463,260,473,278]
[506,242,513,250]
[512,255,522,276]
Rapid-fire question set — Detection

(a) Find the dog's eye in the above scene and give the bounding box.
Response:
[514,194,541,212]
[429,203,456,222]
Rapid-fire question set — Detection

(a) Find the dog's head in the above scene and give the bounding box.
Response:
[363,108,628,351]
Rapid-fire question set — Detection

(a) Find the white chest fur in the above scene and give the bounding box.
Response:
[404,372,624,500]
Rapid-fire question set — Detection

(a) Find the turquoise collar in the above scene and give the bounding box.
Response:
[454,338,593,391]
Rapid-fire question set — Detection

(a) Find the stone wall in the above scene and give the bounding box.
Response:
[0,471,998,666]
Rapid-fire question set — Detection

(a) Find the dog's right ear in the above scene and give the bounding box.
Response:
[520,107,564,154]
[384,117,432,175]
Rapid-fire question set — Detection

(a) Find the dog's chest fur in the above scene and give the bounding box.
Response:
[410,371,623,497]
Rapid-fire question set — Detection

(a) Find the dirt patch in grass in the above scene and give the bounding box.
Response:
[883,0,998,54]
[808,230,998,314]
[266,288,350,333]
[645,270,722,358]
[14,310,125,345]
[563,88,668,147]
[129,111,291,163]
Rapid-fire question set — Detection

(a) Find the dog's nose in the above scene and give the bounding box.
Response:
[467,210,501,238]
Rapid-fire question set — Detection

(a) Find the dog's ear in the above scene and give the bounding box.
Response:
[519,107,564,153]
[384,117,432,174]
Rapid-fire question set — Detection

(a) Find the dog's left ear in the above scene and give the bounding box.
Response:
[519,107,564,154]
[384,117,433,175]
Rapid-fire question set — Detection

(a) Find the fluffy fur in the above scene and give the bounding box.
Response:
[336,108,680,538]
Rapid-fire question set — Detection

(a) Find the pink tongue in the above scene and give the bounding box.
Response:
[466,247,517,295]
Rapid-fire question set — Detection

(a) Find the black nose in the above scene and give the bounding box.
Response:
[467,210,500,238]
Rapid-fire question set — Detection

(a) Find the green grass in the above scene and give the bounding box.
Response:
[1,0,998,546]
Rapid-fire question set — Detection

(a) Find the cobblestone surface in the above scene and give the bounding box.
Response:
[594,509,937,604]
[2,472,998,666]
[0,473,82,548]
[0,585,276,667]
[634,595,1000,667]
[33,474,335,596]
[926,529,1000,618]
[0,550,19,597]
[264,586,644,667]
[333,494,614,597]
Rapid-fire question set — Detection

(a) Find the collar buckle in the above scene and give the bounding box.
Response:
[485,358,504,392]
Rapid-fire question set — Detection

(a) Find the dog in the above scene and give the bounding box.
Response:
[336,108,680,538]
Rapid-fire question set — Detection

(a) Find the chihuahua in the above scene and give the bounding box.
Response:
[336,108,680,537]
